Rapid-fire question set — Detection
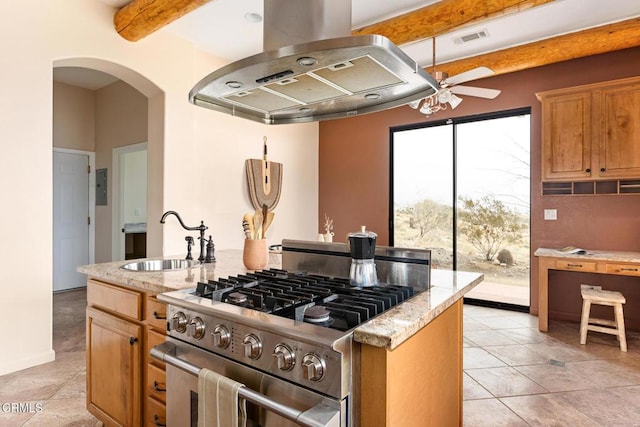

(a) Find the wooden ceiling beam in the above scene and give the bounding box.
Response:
[435,17,640,78]
[353,0,555,45]
[114,0,212,42]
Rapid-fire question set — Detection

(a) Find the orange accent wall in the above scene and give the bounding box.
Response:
[319,46,640,320]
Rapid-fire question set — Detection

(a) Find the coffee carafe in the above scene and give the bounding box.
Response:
[348,226,378,287]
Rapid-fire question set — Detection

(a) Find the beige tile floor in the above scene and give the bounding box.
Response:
[2,289,640,426]
[463,304,640,426]
[0,288,100,427]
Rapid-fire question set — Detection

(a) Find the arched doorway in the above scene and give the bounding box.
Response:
[52,58,164,272]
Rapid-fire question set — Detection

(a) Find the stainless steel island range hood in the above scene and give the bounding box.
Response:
[189,0,439,125]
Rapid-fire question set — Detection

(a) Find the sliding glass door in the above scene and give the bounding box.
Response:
[391,109,530,307]
[392,123,454,269]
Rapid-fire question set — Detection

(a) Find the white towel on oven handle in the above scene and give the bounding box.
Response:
[198,368,247,427]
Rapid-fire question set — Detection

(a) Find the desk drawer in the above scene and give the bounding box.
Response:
[556,260,597,272]
[605,263,640,276]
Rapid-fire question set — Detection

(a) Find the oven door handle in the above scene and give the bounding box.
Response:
[151,342,340,427]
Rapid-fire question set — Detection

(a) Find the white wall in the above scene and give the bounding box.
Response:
[0,0,318,375]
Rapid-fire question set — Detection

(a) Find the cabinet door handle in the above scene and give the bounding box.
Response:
[585,168,591,173]
[600,167,606,172]
[153,415,166,427]
[153,381,166,392]
[129,337,138,345]
[567,263,583,268]
[153,311,167,320]
[620,267,639,272]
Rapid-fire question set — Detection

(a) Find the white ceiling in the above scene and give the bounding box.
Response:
[67,0,640,89]
[161,0,640,68]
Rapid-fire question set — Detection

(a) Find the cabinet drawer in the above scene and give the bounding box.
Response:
[146,297,167,332]
[147,328,166,368]
[87,279,142,320]
[605,263,640,276]
[555,260,597,272]
[146,396,166,427]
[147,363,166,403]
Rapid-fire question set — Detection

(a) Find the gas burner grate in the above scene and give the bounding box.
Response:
[194,269,418,331]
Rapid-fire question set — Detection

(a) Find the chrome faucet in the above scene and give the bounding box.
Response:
[160,211,211,263]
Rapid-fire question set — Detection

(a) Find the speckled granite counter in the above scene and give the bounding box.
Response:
[77,250,264,294]
[78,250,483,350]
[354,269,483,349]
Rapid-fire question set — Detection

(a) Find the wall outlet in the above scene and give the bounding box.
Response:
[134,207,142,217]
[544,209,557,220]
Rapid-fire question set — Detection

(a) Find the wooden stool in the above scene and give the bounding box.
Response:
[579,287,627,352]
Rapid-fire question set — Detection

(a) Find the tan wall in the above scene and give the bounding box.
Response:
[94,80,148,262]
[52,81,95,151]
[319,46,640,322]
[52,79,148,264]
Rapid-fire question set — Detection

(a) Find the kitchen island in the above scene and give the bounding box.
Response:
[79,249,482,426]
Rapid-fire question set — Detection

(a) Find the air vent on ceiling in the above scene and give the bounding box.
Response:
[453,29,489,45]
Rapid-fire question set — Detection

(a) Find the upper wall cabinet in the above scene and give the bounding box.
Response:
[538,76,640,182]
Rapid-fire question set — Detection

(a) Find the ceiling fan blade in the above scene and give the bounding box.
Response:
[450,85,501,99]
[443,66,494,86]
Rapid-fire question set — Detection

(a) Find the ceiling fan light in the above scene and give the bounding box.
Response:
[438,90,452,104]
[419,104,432,115]
[448,94,463,109]
[408,99,422,109]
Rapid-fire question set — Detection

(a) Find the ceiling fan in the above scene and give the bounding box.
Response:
[409,38,501,116]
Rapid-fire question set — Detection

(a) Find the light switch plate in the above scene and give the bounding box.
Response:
[544,209,557,220]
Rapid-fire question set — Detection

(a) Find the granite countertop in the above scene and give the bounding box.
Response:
[77,250,259,294]
[353,269,483,349]
[78,249,483,350]
[534,247,640,263]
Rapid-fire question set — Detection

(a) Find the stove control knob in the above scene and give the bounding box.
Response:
[273,344,295,371]
[301,353,325,381]
[170,312,188,333]
[242,334,262,359]
[212,325,230,349]
[186,317,205,340]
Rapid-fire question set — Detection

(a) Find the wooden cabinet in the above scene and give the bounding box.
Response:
[145,296,168,426]
[597,80,640,178]
[360,300,463,426]
[538,76,640,182]
[86,279,167,427]
[86,306,142,427]
[540,91,592,180]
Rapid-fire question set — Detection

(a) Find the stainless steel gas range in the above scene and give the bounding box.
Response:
[151,240,430,426]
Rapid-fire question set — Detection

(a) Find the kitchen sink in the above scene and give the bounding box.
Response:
[120,259,199,272]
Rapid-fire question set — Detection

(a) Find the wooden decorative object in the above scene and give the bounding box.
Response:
[243,239,268,271]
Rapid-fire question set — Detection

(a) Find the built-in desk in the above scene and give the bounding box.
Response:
[535,248,640,331]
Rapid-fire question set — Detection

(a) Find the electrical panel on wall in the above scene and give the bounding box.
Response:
[96,168,107,206]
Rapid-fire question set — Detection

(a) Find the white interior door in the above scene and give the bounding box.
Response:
[53,150,90,291]
[112,142,147,261]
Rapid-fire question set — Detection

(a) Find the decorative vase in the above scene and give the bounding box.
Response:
[323,233,333,243]
[243,239,268,270]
